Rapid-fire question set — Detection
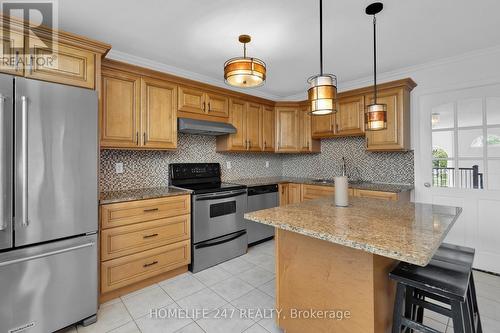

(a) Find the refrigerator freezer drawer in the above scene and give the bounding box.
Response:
[0,234,97,333]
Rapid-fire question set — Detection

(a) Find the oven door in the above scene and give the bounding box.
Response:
[192,189,247,244]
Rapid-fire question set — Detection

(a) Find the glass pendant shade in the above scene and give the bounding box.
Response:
[224,35,266,88]
[224,57,266,88]
[308,74,337,115]
[365,103,387,130]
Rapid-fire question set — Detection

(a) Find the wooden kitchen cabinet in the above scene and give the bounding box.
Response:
[279,183,302,205]
[178,86,229,119]
[365,85,412,151]
[262,106,275,151]
[298,105,320,152]
[353,189,409,202]
[100,68,141,148]
[275,107,298,152]
[335,95,365,136]
[100,195,191,302]
[246,103,263,151]
[0,30,24,75]
[311,113,335,138]
[279,184,289,206]
[141,77,177,149]
[100,61,178,150]
[301,184,335,201]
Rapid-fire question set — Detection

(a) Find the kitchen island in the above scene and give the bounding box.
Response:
[244,197,461,333]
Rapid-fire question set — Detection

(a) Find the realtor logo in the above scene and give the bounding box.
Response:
[1,0,58,69]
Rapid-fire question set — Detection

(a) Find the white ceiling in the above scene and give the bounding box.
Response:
[55,0,500,99]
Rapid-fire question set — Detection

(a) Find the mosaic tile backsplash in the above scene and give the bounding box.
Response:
[100,134,414,191]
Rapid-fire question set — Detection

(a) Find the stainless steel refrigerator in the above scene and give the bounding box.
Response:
[0,74,98,333]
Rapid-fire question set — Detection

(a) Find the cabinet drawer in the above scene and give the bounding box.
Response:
[101,214,190,261]
[101,195,191,229]
[101,240,190,293]
[301,185,335,201]
[354,189,398,201]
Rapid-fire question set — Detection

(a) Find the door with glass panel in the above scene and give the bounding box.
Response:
[417,83,500,273]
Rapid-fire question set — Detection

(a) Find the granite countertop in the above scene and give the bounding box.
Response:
[244,197,461,266]
[229,177,414,193]
[100,186,192,205]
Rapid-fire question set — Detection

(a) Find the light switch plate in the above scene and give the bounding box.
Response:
[226,161,232,169]
[265,161,270,168]
[115,162,124,174]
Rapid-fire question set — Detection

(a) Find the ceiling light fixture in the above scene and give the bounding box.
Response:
[224,34,266,88]
[307,0,337,116]
[365,2,387,131]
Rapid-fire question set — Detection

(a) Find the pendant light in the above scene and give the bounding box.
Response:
[307,0,337,115]
[224,35,266,88]
[365,2,387,131]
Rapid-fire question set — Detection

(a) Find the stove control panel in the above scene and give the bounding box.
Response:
[169,163,221,180]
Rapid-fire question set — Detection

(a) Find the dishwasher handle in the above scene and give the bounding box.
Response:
[247,184,279,196]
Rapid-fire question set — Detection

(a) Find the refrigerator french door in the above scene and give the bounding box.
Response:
[0,74,99,333]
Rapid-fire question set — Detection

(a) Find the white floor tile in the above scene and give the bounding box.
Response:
[210,276,255,302]
[159,274,206,301]
[423,309,450,325]
[174,322,205,333]
[474,270,500,289]
[257,259,275,274]
[121,285,174,319]
[240,252,274,267]
[257,279,275,298]
[176,288,228,320]
[193,266,232,287]
[243,324,269,333]
[218,257,255,275]
[77,301,132,333]
[475,276,500,302]
[108,321,140,333]
[196,304,255,333]
[56,325,77,333]
[257,318,283,333]
[477,296,500,321]
[121,284,159,300]
[238,267,274,288]
[482,316,500,333]
[231,289,275,313]
[135,303,194,333]
[422,317,448,332]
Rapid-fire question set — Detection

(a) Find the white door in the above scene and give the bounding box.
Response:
[416,83,500,274]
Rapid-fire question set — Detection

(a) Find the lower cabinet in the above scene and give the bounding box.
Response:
[99,195,191,302]
[353,189,409,202]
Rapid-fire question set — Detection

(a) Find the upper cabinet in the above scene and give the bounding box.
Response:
[311,113,335,138]
[335,95,365,136]
[178,86,228,120]
[262,106,275,152]
[100,60,177,150]
[276,105,319,153]
[298,105,320,152]
[216,99,264,152]
[0,15,110,89]
[364,80,415,151]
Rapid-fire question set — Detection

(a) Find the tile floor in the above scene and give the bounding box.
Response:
[58,239,500,333]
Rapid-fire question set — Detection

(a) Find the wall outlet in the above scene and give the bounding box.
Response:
[115,162,124,174]
[265,161,270,168]
[226,161,232,169]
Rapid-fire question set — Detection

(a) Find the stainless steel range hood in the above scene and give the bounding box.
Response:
[178,118,237,136]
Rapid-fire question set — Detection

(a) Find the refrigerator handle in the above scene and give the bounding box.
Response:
[0,94,6,231]
[0,241,96,267]
[20,96,29,227]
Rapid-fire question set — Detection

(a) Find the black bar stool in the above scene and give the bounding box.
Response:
[390,259,474,333]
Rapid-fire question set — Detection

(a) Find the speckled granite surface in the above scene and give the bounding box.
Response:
[100,186,191,204]
[245,197,461,266]
[230,177,414,193]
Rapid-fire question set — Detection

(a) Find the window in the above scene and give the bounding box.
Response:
[431,97,500,189]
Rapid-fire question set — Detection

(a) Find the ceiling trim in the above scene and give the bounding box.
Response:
[106,49,282,100]
[280,44,500,101]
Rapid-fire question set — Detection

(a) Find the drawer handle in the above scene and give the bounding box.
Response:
[143,233,159,239]
[143,260,158,268]
[143,208,159,213]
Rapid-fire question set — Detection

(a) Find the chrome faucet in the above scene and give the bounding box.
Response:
[342,157,347,177]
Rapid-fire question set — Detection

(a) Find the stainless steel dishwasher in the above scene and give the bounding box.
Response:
[245,184,278,245]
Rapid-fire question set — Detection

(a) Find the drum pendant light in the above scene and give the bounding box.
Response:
[307,0,337,115]
[365,2,387,131]
[224,35,266,88]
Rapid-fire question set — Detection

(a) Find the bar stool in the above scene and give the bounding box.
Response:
[390,259,474,333]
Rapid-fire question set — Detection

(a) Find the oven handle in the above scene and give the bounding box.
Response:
[194,230,247,249]
[195,190,247,201]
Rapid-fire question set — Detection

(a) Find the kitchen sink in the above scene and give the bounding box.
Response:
[312,179,335,184]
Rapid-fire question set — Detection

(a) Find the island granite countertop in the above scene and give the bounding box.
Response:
[244,197,461,266]
[100,186,192,205]
[229,176,413,193]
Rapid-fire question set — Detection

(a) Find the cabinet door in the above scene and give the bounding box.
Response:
[178,86,205,114]
[335,95,365,136]
[246,103,263,151]
[262,106,275,151]
[298,106,312,152]
[0,30,24,75]
[287,183,302,204]
[279,184,289,206]
[365,87,408,151]
[226,99,247,150]
[301,184,335,201]
[276,107,298,152]
[25,37,95,89]
[311,113,335,138]
[206,92,229,118]
[141,77,177,149]
[101,69,141,148]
